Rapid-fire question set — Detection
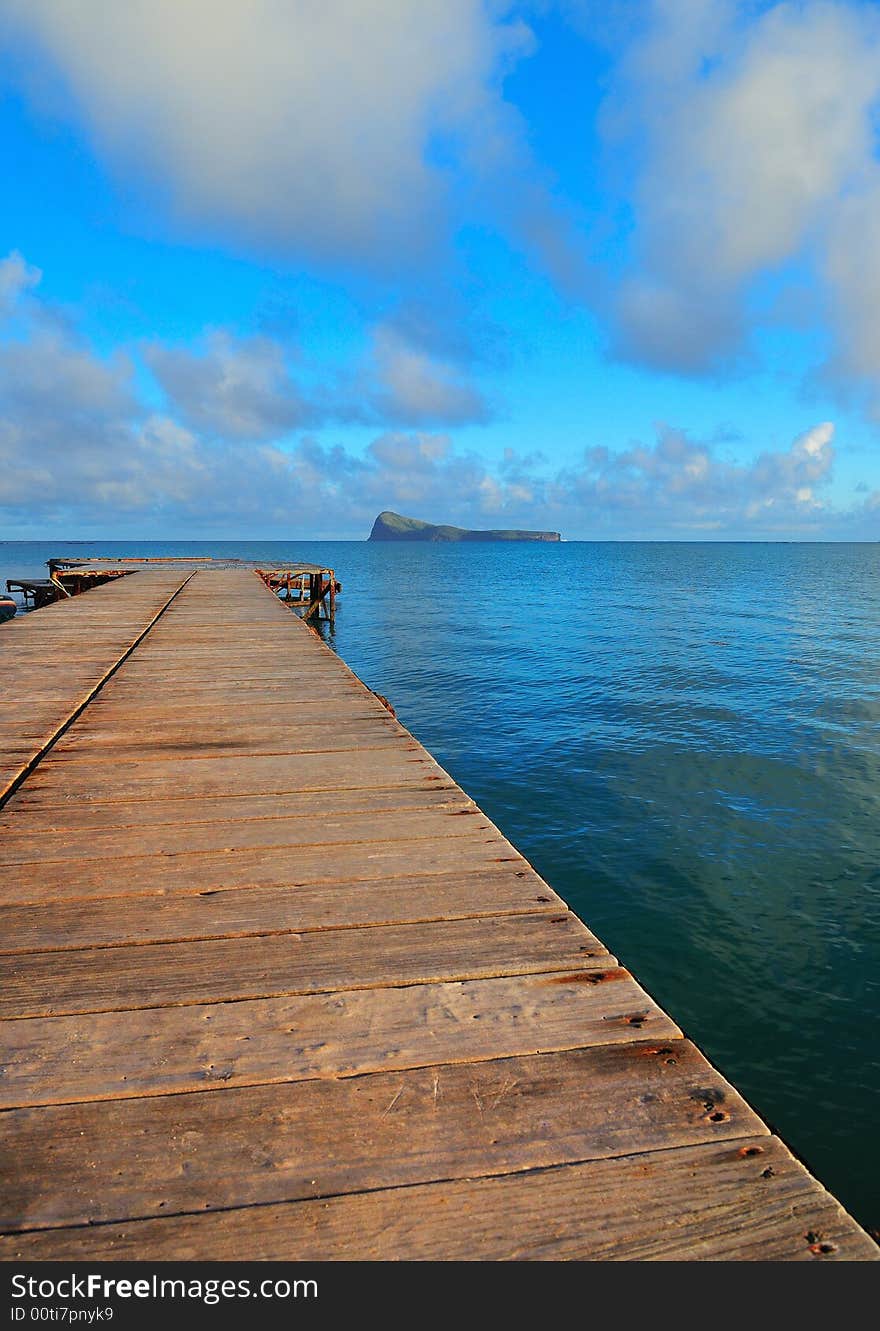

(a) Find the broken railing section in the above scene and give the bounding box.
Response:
[50,568,131,598]
[6,563,132,611]
[255,567,340,623]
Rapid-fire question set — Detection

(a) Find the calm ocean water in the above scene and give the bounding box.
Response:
[3,539,879,1230]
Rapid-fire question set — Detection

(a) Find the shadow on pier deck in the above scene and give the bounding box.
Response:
[0,561,875,1261]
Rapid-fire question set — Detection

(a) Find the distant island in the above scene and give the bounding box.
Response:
[369,511,561,543]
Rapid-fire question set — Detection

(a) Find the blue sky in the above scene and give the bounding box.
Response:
[1,0,879,539]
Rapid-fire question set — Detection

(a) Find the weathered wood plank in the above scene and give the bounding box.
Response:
[96,660,368,679]
[49,722,418,761]
[0,806,493,867]
[0,832,528,905]
[20,748,452,804]
[3,1137,873,1261]
[0,969,676,1109]
[86,681,378,705]
[0,866,563,953]
[0,912,609,1017]
[0,1042,764,1234]
[0,785,470,832]
[67,699,390,727]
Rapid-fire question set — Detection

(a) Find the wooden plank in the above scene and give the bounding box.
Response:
[86,681,376,705]
[0,832,528,905]
[122,665,347,680]
[3,1136,874,1261]
[88,688,376,711]
[0,912,610,1017]
[0,866,564,953]
[100,650,355,667]
[19,748,453,804]
[94,669,378,688]
[0,969,677,1109]
[117,641,333,655]
[2,652,145,668]
[0,806,493,867]
[0,785,471,832]
[68,699,390,726]
[49,721,417,761]
[0,718,75,741]
[0,1042,765,1234]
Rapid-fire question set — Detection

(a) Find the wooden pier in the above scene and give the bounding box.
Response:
[0,562,875,1261]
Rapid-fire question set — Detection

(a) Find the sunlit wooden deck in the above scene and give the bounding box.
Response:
[0,565,875,1260]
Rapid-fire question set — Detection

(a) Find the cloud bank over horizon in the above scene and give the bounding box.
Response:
[1,249,876,538]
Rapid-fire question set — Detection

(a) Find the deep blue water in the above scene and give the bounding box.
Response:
[3,539,879,1231]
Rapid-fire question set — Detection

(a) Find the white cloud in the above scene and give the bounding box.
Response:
[822,181,880,416]
[0,249,41,315]
[600,1,880,384]
[144,333,310,440]
[0,249,499,531]
[143,322,493,435]
[0,315,852,537]
[797,421,834,459]
[0,249,871,538]
[555,419,838,534]
[1,1,533,268]
[368,432,451,470]
[367,324,491,424]
[5,0,880,423]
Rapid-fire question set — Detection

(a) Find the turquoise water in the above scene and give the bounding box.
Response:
[3,539,879,1232]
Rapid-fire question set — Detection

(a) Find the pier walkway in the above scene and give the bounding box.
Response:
[0,565,875,1260]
